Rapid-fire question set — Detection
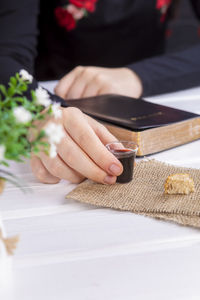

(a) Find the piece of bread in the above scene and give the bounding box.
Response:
[164,173,195,195]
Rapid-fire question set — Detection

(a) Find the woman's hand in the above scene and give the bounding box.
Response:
[54,66,142,99]
[30,107,123,184]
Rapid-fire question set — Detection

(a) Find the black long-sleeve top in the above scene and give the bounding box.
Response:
[0,0,200,97]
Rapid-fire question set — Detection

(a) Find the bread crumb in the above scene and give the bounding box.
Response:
[164,173,195,195]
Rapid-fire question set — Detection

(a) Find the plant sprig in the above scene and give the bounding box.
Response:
[0,70,64,174]
[0,72,52,165]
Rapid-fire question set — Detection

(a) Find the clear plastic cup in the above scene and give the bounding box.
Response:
[106,141,138,183]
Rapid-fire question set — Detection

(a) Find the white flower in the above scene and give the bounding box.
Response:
[35,86,51,107]
[45,123,65,144]
[13,107,32,123]
[19,69,33,83]
[0,145,5,161]
[52,103,62,119]
[49,143,57,158]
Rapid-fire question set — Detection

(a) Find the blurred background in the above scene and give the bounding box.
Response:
[166,0,200,52]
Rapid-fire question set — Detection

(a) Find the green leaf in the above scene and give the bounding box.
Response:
[10,77,17,86]
[37,129,46,139]
[7,86,15,97]
[15,73,20,80]
[0,85,7,96]
[0,72,52,169]
[32,146,39,153]
[20,84,28,92]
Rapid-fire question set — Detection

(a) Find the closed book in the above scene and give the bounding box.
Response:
[63,94,200,156]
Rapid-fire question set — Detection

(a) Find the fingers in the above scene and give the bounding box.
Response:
[54,66,84,99]
[55,66,106,100]
[80,74,102,98]
[39,152,85,184]
[62,108,123,180]
[55,66,143,100]
[54,127,116,184]
[67,68,98,99]
[82,74,111,98]
[66,73,87,99]
[30,156,60,184]
[55,67,118,100]
[86,115,118,145]
[97,82,116,96]
[31,106,123,185]
[31,153,85,184]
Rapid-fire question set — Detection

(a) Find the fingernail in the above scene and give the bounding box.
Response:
[104,175,116,185]
[109,164,122,176]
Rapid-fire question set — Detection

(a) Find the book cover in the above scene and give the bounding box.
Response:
[62,94,200,155]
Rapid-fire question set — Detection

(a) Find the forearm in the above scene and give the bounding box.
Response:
[0,0,39,85]
[128,44,200,97]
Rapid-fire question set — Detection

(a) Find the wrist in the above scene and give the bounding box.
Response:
[123,67,143,98]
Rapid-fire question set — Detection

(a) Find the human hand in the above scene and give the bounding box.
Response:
[54,66,142,99]
[30,107,123,184]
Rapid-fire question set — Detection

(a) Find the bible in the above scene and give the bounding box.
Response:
[64,94,200,156]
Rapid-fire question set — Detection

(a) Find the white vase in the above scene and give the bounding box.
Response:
[0,215,12,286]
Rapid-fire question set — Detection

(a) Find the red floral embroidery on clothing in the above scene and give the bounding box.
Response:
[156,0,172,22]
[156,0,171,10]
[54,7,76,31]
[69,0,97,12]
[54,0,98,31]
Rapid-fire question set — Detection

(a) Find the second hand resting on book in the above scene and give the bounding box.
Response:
[31,107,123,185]
[54,66,142,100]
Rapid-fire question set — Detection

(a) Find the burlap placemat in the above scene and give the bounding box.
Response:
[66,160,200,228]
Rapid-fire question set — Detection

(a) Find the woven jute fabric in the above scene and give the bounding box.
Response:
[66,160,200,228]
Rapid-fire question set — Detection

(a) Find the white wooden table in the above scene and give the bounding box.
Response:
[1,83,200,300]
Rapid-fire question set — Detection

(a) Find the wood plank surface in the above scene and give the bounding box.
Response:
[1,83,200,300]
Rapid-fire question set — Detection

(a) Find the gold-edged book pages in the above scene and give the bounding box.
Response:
[66,160,200,228]
[104,117,200,156]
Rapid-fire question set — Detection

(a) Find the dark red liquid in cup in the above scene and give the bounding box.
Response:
[113,149,135,183]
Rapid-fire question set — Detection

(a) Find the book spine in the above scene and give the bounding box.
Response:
[104,118,200,156]
[139,118,200,156]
